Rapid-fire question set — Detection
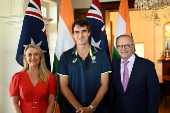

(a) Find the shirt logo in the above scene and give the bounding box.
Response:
[72,58,77,63]
[91,56,96,63]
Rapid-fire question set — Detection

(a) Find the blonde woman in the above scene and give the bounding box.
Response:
[10,44,57,113]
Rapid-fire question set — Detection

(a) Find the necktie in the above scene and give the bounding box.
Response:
[123,61,129,92]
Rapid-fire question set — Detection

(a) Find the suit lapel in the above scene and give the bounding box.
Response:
[125,56,142,93]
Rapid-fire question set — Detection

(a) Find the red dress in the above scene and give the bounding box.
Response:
[10,71,57,113]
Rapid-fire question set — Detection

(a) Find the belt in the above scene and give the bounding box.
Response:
[20,101,48,109]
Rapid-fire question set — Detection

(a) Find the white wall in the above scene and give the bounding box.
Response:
[0,20,22,113]
[44,0,58,71]
[0,1,23,112]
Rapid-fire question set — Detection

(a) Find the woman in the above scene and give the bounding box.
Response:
[10,44,57,113]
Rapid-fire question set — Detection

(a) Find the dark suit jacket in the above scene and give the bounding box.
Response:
[109,55,160,113]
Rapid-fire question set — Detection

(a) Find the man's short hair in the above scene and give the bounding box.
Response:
[72,19,91,34]
[116,34,134,45]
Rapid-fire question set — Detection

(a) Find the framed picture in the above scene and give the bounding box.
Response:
[135,43,144,58]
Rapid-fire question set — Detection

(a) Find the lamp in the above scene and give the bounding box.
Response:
[163,22,170,60]
[134,0,170,26]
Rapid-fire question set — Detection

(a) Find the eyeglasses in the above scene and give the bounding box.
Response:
[85,57,90,70]
[116,44,133,50]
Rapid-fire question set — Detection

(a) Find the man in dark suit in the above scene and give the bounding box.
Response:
[109,34,160,113]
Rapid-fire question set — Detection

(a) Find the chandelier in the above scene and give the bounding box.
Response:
[134,0,170,26]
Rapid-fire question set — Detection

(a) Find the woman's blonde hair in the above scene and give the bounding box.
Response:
[21,44,49,82]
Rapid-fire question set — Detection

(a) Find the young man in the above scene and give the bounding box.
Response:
[57,19,111,113]
[110,34,160,113]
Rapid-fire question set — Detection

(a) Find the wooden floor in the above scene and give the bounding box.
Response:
[159,96,170,113]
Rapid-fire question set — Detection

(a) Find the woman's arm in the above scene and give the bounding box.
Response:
[10,96,22,113]
[46,94,56,113]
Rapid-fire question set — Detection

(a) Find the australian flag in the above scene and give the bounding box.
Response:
[16,0,51,70]
[86,0,110,57]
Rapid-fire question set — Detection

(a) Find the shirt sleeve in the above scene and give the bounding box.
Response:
[9,73,20,97]
[48,73,57,95]
[101,51,112,74]
[57,53,69,76]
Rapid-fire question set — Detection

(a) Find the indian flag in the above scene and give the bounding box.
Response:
[53,0,74,112]
[53,0,74,73]
[112,0,131,62]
